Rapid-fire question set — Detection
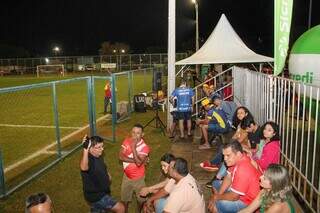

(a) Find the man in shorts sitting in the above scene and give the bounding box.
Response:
[197,98,230,150]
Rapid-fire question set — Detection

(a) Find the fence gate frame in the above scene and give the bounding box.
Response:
[0,76,116,198]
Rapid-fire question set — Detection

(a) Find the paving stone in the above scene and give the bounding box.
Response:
[169,132,217,205]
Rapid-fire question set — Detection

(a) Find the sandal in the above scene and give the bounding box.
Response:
[198,144,211,150]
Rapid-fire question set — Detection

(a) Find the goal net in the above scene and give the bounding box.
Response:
[36,64,65,77]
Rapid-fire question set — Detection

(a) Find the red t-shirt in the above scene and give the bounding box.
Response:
[228,155,261,205]
[223,86,233,101]
[104,84,111,98]
[121,138,150,180]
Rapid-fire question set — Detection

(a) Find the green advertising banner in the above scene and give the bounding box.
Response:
[274,0,293,76]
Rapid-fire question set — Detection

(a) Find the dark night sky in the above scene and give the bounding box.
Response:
[1,0,319,57]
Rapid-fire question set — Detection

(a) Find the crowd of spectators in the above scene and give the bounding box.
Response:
[25,68,295,213]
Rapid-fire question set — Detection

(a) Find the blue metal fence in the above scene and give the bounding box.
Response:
[0,76,116,198]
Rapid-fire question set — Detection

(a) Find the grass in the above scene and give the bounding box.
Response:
[0,71,154,195]
[0,111,171,212]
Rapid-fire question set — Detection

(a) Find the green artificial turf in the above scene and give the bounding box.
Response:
[0,71,155,198]
[0,111,171,213]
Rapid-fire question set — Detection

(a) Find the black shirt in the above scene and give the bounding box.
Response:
[248,126,262,149]
[81,154,111,203]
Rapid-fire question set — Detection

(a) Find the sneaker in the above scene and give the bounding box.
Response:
[205,181,213,188]
[210,139,219,145]
[199,161,219,172]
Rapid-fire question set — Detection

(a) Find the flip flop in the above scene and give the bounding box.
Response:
[198,144,211,150]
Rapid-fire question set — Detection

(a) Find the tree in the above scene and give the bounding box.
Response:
[0,44,30,58]
[99,41,130,55]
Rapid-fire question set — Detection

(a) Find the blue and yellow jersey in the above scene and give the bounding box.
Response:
[207,108,229,128]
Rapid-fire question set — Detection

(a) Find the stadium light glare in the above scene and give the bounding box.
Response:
[53,46,61,56]
[53,46,60,52]
[45,58,50,64]
[113,49,117,53]
[121,49,125,53]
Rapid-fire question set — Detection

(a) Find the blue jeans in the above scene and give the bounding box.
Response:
[90,194,117,213]
[210,141,223,165]
[208,123,229,134]
[216,163,228,179]
[155,197,168,213]
[212,180,247,213]
[104,97,111,113]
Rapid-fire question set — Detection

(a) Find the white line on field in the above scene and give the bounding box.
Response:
[42,150,69,155]
[0,124,81,129]
[4,114,111,173]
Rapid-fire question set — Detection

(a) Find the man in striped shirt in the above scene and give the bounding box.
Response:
[119,124,150,212]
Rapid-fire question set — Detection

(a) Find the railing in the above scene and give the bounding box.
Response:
[193,67,233,117]
[233,66,320,212]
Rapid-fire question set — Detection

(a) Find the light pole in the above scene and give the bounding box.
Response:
[308,0,313,29]
[192,0,199,75]
[167,0,176,128]
[192,0,199,51]
[53,46,60,56]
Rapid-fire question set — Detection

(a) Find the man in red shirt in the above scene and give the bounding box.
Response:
[119,124,150,212]
[208,140,261,213]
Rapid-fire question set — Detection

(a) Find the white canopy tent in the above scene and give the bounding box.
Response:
[176,14,273,65]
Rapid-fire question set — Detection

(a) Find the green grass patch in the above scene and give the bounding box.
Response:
[0,111,171,212]
[0,71,165,212]
[0,72,153,166]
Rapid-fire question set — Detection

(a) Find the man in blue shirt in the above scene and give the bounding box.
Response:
[211,94,238,128]
[170,80,195,139]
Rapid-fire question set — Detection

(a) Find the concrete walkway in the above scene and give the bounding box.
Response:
[169,130,218,208]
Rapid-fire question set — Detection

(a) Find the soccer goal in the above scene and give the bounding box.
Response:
[36,64,65,77]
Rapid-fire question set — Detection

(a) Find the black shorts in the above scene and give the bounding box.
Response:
[170,111,179,122]
[177,111,192,120]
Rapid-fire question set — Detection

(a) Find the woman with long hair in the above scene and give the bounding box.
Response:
[232,106,254,149]
[251,121,281,172]
[232,106,254,129]
[239,164,295,213]
[140,153,175,197]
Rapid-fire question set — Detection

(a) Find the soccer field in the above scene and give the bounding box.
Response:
[0,70,154,191]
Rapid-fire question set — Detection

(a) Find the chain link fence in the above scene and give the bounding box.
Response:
[0,76,116,198]
[0,53,187,76]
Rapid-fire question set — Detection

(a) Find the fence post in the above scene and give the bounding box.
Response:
[91,77,97,135]
[128,71,133,114]
[111,74,117,142]
[149,54,152,68]
[87,77,95,136]
[144,68,146,85]
[268,76,275,121]
[52,83,62,158]
[0,150,6,198]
